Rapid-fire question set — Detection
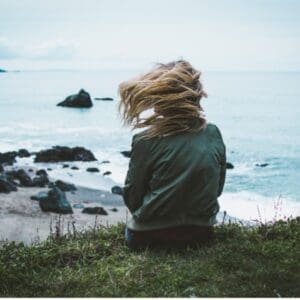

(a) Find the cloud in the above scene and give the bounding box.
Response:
[0,37,77,60]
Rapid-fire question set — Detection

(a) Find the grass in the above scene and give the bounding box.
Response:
[0,217,299,297]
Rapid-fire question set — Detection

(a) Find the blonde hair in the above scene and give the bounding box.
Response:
[118,60,207,139]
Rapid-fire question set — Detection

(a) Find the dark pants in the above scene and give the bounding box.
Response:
[125,225,213,250]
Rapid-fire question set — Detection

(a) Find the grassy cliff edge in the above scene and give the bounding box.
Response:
[0,218,299,297]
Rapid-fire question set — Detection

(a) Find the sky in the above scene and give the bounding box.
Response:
[0,0,300,71]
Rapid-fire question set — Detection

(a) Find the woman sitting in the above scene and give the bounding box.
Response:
[118,60,226,250]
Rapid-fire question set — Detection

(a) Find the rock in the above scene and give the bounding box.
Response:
[39,187,73,214]
[73,203,84,209]
[256,163,269,167]
[0,151,18,165]
[86,167,99,173]
[0,164,3,173]
[18,149,31,158]
[110,208,118,212]
[34,146,97,163]
[54,180,77,192]
[0,175,18,193]
[57,89,93,108]
[0,68,6,73]
[30,191,48,201]
[121,151,131,158]
[82,207,108,215]
[111,185,123,196]
[36,169,48,177]
[103,171,111,176]
[13,169,33,187]
[32,175,49,187]
[28,169,33,172]
[101,160,110,164]
[71,166,79,170]
[47,168,52,171]
[94,97,114,101]
[226,162,234,169]
[62,164,69,168]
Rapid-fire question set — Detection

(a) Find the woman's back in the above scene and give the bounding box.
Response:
[124,123,226,231]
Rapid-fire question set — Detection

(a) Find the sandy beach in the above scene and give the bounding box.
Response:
[0,183,128,244]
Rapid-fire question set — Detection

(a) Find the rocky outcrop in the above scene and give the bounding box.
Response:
[54,180,77,192]
[86,167,99,173]
[111,185,123,196]
[0,68,7,73]
[94,97,113,101]
[103,171,111,176]
[256,163,269,167]
[57,89,93,108]
[38,187,73,214]
[0,175,18,193]
[0,151,18,165]
[82,207,108,215]
[121,151,131,158]
[34,146,97,163]
[18,149,31,158]
[226,162,234,169]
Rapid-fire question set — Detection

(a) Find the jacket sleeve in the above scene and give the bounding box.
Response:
[123,134,152,213]
[214,126,226,197]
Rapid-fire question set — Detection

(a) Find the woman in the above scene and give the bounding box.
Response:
[118,60,226,250]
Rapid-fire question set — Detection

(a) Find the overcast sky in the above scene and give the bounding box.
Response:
[0,0,300,71]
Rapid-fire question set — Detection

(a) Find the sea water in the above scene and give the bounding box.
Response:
[0,70,300,222]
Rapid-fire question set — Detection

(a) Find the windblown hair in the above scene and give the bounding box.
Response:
[118,60,207,139]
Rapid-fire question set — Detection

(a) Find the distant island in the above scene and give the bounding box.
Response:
[0,68,7,72]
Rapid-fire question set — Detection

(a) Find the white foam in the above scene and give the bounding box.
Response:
[219,191,300,223]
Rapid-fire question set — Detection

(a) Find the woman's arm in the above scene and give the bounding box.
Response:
[123,134,152,213]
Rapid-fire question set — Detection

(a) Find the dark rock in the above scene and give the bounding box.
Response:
[0,151,18,165]
[82,207,108,215]
[103,171,111,176]
[101,160,110,164]
[48,182,55,188]
[57,89,93,108]
[28,169,33,172]
[71,166,79,170]
[256,163,269,167]
[86,167,99,173]
[62,164,69,168]
[121,151,131,158]
[226,162,234,169]
[32,175,49,187]
[0,164,3,173]
[47,168,52,171]
[55,180,77,192]
[111,185,123,195]
[18,149,31,158]
[34,146,96,163]
[0,175,18,193]
[110,208,118,212]
[0,68,6,73]
[94,97,114,101]
[30,191,48,201]
[39,187,73,214]
[36,169,48,177]
[14,169,33,187]
[73,203,84,209]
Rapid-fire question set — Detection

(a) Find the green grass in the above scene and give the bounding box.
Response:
[0,217,299,297]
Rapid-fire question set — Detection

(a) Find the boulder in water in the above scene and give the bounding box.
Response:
[57,89,93,108]
[226,162,234,169]
[256,163,269,167]
[0,164,3,173]
[103,171,111,176]
[86,167,100,173]
[39,187,73,214]
[32,175,49,187]
[54,180,77,192]
[0,151,18,165]
[111,185,123,196]
[82,207,108,215]
[121,151,131,158]
[34,146,97,162]
[18,149,31,158]
[94,97,113,101]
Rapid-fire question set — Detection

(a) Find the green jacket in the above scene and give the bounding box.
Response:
[123,123,226,231]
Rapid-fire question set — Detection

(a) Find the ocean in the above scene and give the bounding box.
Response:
[1,69,300,222]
